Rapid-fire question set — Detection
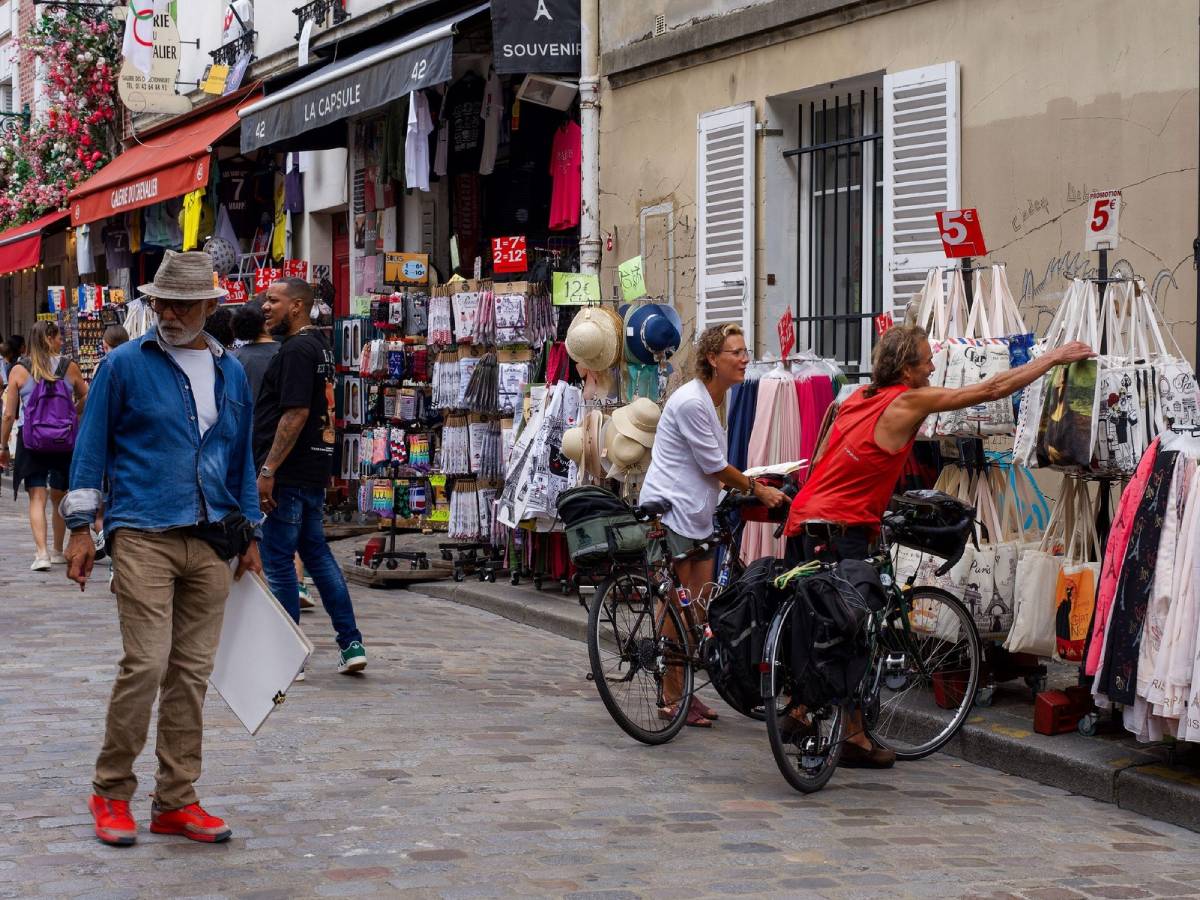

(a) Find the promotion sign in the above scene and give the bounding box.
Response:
[116,3,191,115]
[935,208,987,258]
[776,308,795,359]
[491,236,527,274]
[617,256,647,302]
[551,271,600,306]
[1084,190,1121,251]
[253,267,282,293]
[222,279,248,303]
[283,259,309,280]
[490,0,581,74]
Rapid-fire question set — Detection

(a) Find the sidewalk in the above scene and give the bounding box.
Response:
[411,575,1200,834]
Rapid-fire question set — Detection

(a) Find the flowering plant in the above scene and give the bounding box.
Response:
[0,8,120,228]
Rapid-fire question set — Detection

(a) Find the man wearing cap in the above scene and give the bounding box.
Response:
[639,322,788,727]
[62,250,262,847]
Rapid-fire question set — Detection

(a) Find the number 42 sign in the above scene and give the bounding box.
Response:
[1085,190,1121,251]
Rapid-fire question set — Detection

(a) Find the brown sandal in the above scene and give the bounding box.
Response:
[658,704,713,727]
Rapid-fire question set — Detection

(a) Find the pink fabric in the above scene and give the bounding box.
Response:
[1085,438,1161,676]
[795,375,834,481]
[549,122,582,231]
[741,376,801,564]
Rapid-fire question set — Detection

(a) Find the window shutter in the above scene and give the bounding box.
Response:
[882,62,959,318]
[696,102,755,346]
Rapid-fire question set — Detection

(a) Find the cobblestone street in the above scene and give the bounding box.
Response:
[3,496,1200,899]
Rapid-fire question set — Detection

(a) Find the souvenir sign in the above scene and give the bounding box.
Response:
[492,236,527,274]
[551,272,600,306]
[617,256,647,302]
[935,208,987,258]
[1084,190,1121,251]
[384,252,429,285]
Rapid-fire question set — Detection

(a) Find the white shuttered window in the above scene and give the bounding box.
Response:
[697,102,755,346]
[882,62,959,317]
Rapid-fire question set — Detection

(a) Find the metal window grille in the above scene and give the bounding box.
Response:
[785,87,883,376]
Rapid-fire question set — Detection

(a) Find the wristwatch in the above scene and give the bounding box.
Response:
[747,475,759,494]
[259,465,275,478]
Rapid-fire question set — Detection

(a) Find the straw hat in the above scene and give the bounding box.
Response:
[566,307,620,371]
[561,426,585,465]
[138,250,227,301]
[602,418,650,481]
[623,302,683,365]
[581,409,606,478]
[611,397,660,449]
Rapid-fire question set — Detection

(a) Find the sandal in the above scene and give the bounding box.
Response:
[691,699,720,721]
[657,704,713,728]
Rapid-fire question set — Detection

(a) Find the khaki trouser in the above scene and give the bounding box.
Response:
[93,529,231,809]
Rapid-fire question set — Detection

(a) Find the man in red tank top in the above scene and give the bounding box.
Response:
[783,323,1094,767]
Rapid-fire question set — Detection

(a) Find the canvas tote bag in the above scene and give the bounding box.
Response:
[1036,280,1101,470]
[1005,477,1074,657]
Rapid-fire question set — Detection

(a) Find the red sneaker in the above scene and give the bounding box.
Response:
[149,801,232,843]
[88,794,136,847]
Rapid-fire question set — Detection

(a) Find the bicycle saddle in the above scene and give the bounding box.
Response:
[635,499,671,519]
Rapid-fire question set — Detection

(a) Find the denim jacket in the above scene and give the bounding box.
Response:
[64,329,261,535]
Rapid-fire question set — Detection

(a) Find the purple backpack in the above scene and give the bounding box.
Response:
[24,358,78,453]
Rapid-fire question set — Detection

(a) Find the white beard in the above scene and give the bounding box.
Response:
[159,321,205,347]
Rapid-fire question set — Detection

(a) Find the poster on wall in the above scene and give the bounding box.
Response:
[490,0,581,74]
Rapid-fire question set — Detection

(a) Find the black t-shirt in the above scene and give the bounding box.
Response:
[253,329,337,486]
[446,72,484,175]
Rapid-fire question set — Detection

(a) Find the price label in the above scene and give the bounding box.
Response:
[552,271,601,306]
[491,236,527,274]
[874,312,894,336]
[351,295,371,317]
[223,279,248,304]
[282,259,309,280]
[777,309,795,359]
[1084,190,1121,251]
[935,208,987,258]
[617,255,647,302]
[253,266,282,293]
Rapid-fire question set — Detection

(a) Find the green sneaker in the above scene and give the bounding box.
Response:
[337,641,367,674]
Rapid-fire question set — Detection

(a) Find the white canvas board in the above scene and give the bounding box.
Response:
[210,569,314,735]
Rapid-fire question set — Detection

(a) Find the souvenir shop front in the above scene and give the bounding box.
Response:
[0,210,73,339]
[236,1,586,573]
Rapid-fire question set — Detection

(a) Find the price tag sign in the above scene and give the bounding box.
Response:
[283,259,309,280]
[617,256,647,302]
[935,209,987,258]
[491,236,527,274]
[874,312,895,335]
[223,279,248,304]
[253,266,282,293]
[777,309,795,359]
[552,272,601,306]
[1084,190,1121,251]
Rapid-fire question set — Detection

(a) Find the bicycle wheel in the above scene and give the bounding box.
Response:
[864,586,982,760]
[587,571,693,745]
[762,601,845,793]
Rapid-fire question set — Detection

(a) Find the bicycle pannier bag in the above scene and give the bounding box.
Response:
[556,486,647,569]
[707,556,784,712]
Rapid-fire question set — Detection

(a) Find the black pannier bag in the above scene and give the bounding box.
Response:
[556,486,649,570]
[788,559,887,709]
[707,556,786,712]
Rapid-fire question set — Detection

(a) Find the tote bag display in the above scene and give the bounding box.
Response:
[1005,477,1074,657]
[912,268,969,440]
[989,264,1036,418]
[1014,279,1083,467]
[936,281,1016,438]
[1135,281,1200,432]
[1036,280,1100,470]
[1094,281,1152,476]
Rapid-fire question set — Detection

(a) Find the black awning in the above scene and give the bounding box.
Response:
[238,3,487,154]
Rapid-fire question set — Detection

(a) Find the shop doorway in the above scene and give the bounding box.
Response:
[333,217,350,319]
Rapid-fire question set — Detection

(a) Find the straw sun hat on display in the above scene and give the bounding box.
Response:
[566,306,621,372]
[602,417,653,481]
[611,397,660,448]
[561,410,606,480]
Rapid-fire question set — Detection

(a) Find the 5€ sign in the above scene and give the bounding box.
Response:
[935,209,987,258]
[1084,190,1121,251]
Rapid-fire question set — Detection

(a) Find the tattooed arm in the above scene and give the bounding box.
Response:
[256,407,309,513]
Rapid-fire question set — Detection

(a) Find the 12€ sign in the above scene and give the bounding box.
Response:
[935,209,987,258]
[1084,190,1121,252]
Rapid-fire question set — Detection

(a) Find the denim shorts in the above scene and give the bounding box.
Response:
[24,469,68,491]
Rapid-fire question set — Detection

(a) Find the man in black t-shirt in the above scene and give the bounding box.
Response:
[255,278,366,675]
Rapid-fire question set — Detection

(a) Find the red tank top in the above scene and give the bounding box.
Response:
[784,384,915,536]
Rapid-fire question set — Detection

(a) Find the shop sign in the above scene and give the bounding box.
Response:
[201,64,230,96]
[240,37,453,153]
[490,0,581,74]
[492,236,527,274]
[253,266,282,292]
[617,256,647,302]
[551,271,600,306]
[116,4,192,115]
[1084,190,1121,251]
[283,259,310,280]
[935,208,987,258]
[384,252,429,285]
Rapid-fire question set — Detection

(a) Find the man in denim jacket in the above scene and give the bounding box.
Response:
[62,251,262,848]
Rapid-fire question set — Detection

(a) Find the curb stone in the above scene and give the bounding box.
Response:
[411,578,1200,834]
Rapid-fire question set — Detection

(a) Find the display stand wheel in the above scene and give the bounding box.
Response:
[975,685,995,707]
[453,569,465,582]
[386,558,399,570]
[1024,674,1048,695]
[533,576,544,590]
[1077,712,1099,736]
[510,573,521,586]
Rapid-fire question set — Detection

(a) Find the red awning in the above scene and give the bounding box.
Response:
[68,94,259,227]
[0,209,69,277]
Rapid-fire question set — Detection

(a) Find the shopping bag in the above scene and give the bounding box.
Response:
[1036,281,1100,470]
[987,264,1036,417]
[1094,283,1148,476]
[1005,477,1073,657]
[1014,280,1083,467]
[1054,485,1100,662]
[1133,280,1200,431]
[936,270,1015,437]
[912,268,963,440]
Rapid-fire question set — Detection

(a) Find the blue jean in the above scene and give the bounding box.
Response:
[261,484,362,650]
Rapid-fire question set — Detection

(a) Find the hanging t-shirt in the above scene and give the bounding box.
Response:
[103,219,132,272]
[446,72,484,175]
[479,71,503,176]
[253,328,337,486]
[216,159,271,236]
[163,343,218,437]
[548,121,582,231]
[76,224,94,276]
[182,189,204,251]
[433,85,450,178]
[405,90,433,192]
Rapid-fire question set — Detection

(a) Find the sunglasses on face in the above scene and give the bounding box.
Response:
[151,297,205,317]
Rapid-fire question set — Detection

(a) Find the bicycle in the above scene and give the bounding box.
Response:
[584,488,780,745]
[761,496,983,793]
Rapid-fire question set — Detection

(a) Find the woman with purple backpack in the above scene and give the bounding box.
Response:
[0,321,88,571]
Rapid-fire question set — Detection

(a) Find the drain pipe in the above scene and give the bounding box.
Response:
[579,0,601,276]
